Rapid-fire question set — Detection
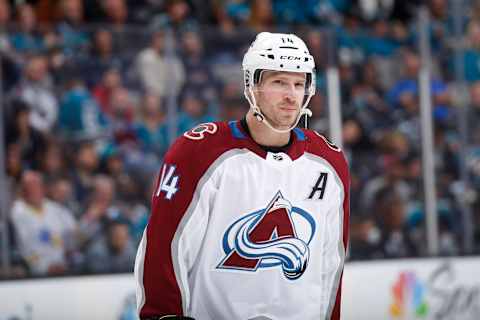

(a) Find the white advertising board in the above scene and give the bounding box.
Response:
[342,257,480,320]
[0,257,478,319]
[0,274,138,320]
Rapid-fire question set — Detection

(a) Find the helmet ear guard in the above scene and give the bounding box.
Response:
[242,32,316,133]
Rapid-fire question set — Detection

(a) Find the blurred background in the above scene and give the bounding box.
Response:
[0,0,479,319]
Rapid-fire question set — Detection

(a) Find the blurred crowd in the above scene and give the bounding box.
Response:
[1,0,480,279]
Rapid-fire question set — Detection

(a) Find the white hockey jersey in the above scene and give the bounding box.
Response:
[135,121,350,320]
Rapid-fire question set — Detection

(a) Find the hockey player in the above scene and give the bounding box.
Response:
[135,32,350,320]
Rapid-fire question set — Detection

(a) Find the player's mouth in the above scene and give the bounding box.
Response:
[279,106,298,112]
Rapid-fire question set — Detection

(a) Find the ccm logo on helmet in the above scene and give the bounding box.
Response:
[280,56,302,60]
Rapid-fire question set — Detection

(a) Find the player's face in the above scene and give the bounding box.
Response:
[255,71,306,130]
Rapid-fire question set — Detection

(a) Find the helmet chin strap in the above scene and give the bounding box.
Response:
[244,86,313,134]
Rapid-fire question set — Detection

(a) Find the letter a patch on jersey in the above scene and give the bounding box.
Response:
[217,191,316,280]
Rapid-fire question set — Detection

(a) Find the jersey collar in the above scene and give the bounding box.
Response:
[229,120,307,161]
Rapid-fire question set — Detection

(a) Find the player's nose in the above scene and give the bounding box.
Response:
[282,84,296,99]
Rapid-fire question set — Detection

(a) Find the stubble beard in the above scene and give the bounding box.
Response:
[274,102,301,129]
[256,92,301,130]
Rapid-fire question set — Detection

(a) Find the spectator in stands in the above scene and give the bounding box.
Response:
[78,175,122,248]
[85,217,136,273]
[5,99,47,170]
[92,68,122,115]
[210,1,256,56]
[40,140,67,183]
[387,49,421,109]
[360,135,413,212]
[374,186,419,258]
[136,30,185,98]
[204,4,253,83]
[5,143,22,183]
[100,0,129,27]
[150,0,197,31]
[341,118,376,211]
[180,30,218,105]
[4,143,22,219]
[222,0,249,25]
[0,0,20,92]
[0,222,28,279]
[10,171,77,276]
[361,19,405,58]
[57,79,107,141]
[0,0,10,49]
[12,55,58,133]
[106,86,136,145]
[78,28,125,87]
[307,92,328,134]
[274,0,343,26]
[177,89,215,134]
[70,141,100,204]
[468,81,480,145]
[247,0,274,32]
[305,30,327,80]
[462,21,480,83]
[350,59,392,133]
[219,96,248,121]
[55,0,89,57]
[474,203,480,254]
[337,57,357,104]
[48,176,80,218]
[427,0,449,52]
[98,0,143,56]
[388,50,452,141]
[9,3,44,57]
[349,215,382,260]
[99,144,137,200]
[123,202,149,246]
[342,118,374,165]
[403,152,422,198]
[2,144,27,280]
[98,145,151,247]
[134,93,168,159]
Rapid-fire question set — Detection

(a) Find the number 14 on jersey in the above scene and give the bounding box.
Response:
[155,164,179,200]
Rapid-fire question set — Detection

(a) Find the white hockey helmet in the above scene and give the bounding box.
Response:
[242,32,316,133]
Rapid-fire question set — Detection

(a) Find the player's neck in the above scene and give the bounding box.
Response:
[245,111,291,147]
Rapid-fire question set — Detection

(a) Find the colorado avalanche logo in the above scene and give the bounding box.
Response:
[217,191,316,280]
[184,122,217,140]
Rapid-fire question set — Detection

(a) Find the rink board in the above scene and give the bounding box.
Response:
[0,257,479,319]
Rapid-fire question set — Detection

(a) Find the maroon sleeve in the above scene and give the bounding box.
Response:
[138,138,196,317]
[303,130,350,320]
[137,122,233,318]
[330,151,350,320]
